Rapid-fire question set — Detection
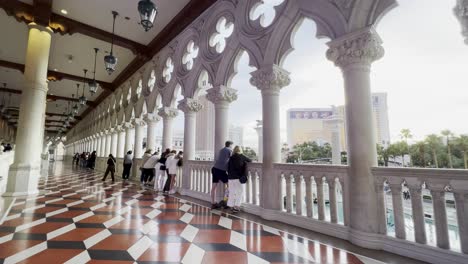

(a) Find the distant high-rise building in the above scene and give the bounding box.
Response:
[229,126,244,147]
[286,92,390,150]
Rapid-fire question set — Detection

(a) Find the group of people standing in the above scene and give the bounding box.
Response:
[73,151,97,169]
[100,148,183,195]
[211,141,251,214]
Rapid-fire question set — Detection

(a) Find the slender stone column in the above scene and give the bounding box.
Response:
[326,28,384,238]
[453,189,468,254]
[93,136,98,152]
[116,126,125,158]
[144,113,161,152]
[407,183,427,244]
[110,129,118,156]
[124,122,135,154]
[250,65,290,211]
[96,133,102,157]
[158,107,179,150]
[255,121,263,162]
[133,119,146,159]
[389,183,405,240]
[178,98,204,193]
[100,133,106,157]
[206,86,238,159]
[5,23,52,196]
[105,131,111,156]
[430,187,450,249]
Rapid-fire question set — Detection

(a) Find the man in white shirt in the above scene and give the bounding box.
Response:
[122,151,133,180]
[142,152,160,187]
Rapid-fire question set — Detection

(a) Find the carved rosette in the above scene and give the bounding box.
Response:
[123,122,134,130]
[158,107,179,119]
[205,86,238,105]
[115,125,125,133]
[326,29,384,68]
[250,65,291,94]
[144,113,162,124]
[178,98,204,113]
[454,0,468,44]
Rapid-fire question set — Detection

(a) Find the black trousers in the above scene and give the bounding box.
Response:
[141,168,154,183]
[102,165,115,181]
[163,174,174,192]
[122,164,132,179]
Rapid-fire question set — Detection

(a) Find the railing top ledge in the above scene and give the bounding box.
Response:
[274,163,349,174]
[372,166,468,180]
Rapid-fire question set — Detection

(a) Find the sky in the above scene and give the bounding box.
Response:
[171,0,467,150]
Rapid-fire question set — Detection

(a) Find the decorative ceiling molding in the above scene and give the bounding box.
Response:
[0,0,147,54]
[0,86,96,107]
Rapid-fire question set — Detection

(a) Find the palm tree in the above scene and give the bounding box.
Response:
[441,130,454,168]
[425,134,442,168]
[400,129,413,165]
[456,135,468,169]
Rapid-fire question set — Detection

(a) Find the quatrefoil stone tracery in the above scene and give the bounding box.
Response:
[163,57,174,83]
[182,40,199,71]
[209,17,234,53]
[148,71,156,92]
[250,0,284,27]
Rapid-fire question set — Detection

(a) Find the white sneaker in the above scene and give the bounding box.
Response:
[169,190,176,194]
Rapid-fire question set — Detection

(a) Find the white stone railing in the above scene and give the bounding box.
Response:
[243,162,262,206]
[373,167,468,255]
[275,163,349,225]
[186,160,213,199]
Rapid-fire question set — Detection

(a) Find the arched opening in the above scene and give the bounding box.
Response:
[194,69,215,161]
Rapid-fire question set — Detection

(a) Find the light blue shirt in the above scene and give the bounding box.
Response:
[214,147,232,171]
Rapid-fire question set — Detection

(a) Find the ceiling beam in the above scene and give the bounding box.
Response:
[0,0,147,54]
[0,86,96,107]
[9,110,82,120]
[0,59,113,90]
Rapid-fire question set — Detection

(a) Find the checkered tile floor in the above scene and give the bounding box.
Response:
[0,165,384,264]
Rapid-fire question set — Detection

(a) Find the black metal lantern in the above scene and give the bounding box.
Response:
[89,48,100,94]
[79,70,87,106]
[104,11,119,75]
[138,0,157,32]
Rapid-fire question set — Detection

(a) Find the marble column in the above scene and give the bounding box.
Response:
[254,121,263,162]
[250,65,290,211]
[116,126,125,158]
[110,129,118,157]
[133,118,146,159]
[178,98,204,193]
[158,107,179,151]
[100,132,106,157]
[326,28,384,239]
[5,23,53,196]
[96,133,102,157]
[124,122,135,154]
[105,131,111,156]
[206,86,237,203]
[144,113,161,153]
[206,86,237,160]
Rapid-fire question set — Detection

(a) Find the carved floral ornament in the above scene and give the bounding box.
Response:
[249,65,291,93]
[206,86,238,104]
[144,113,161,123]
[178,98,204,113]
[132,118,147,127]
[326,29,384,68]
[158,107,179,119]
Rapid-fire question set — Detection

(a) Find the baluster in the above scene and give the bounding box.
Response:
[201,168,206,193]
[339,177,349,226]
[285,173,293,213]
[252,171,258,205]
[408,183,426,244]
[328,177,338,223]
[389,183,406,240]
[374,180,387,235]
[304,176,313,218]
[206,167,211,194]
[430,187,450,249]
[316,176,325,220]
[190,167,194,190]
[295,174,303,216]
[453,190,468,254]
[196,168,201,192]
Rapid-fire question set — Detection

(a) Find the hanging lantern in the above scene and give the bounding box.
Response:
[79,70,87,106]
[89,48,100,94]
[138,0,157,32]
[104,11,119,75]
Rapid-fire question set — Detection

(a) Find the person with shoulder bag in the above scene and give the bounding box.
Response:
[227,146,252,213]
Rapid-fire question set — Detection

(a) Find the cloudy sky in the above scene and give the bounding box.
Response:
[171,0,466,150]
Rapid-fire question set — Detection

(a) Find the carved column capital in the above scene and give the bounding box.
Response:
[206,86,238,105]
[123,122,134,130]
[326,28,384,68]
[178,98,204,113]
[158,107,179,119]
[132,118,146,127]
[144,113,161,124]
[250,65,291,95]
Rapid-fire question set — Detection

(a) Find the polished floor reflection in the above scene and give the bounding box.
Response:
[0,163,384,264]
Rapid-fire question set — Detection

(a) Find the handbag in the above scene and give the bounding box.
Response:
[239,160,248,184]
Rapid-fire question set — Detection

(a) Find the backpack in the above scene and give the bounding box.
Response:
[177,158,183,167]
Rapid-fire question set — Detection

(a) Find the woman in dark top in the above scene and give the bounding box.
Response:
[227,146,252,213]
[87,151,97,169]
[102,154,116,182]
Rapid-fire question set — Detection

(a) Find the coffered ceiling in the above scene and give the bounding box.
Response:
[0,0,216,136]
